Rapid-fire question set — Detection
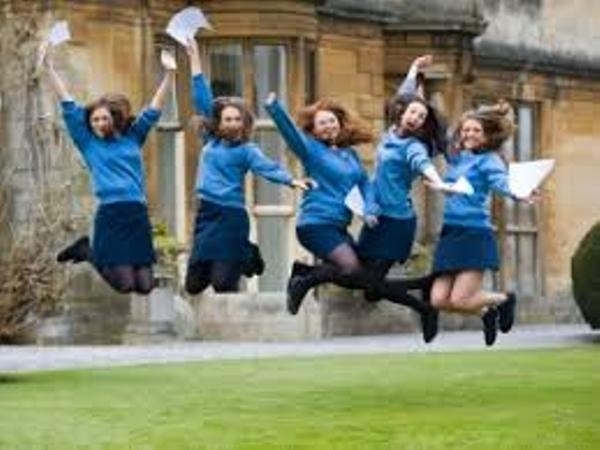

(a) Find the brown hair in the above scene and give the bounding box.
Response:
[85,93,135,135]
[198,97,255,142]
[387,93,447,157]
[296,98,375,148]
[452,100,515,154]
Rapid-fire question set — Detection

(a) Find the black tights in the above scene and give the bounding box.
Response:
[185,260,243,295]
[298,243,430,313]
[99,265,154,295]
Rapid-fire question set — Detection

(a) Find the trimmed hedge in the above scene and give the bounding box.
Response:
[572,221,600,329]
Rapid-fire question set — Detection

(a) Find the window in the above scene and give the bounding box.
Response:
[208,44,244,97]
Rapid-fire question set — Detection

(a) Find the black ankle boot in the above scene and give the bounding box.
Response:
[421,306,439,344]
[56,236,90,263]
[243,242,265,277]
[286,274,314,315]
[498,292,517,333]
[290,260,312,278]
[482,307,499,347]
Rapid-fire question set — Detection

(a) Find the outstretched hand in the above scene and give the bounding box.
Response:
[265,91,277,106]
[516,188,541,205]
[161,50,177,71]
[364,214,379,228]
[184,36,199,57]
[423,179,457,194]
[412,54,433,70]
[291,178,318,191]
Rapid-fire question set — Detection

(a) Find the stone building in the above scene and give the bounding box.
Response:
[1,0,598,342]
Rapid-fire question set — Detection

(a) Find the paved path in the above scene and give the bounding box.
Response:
[0,324,597,373]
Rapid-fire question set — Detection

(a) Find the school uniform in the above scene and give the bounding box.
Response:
[265,99,377,259]
[357,131,433,262]
[188,74,294,265]
[433,149,514,274]
[61,100,160,268]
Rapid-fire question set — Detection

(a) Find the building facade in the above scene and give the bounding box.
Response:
[1,0,599,340]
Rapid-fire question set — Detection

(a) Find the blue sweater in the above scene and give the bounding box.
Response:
[443,150,513,229]
[372,131,433,219]
[192,74,293,209]
[265,99,377,227]
[61,100,160,205]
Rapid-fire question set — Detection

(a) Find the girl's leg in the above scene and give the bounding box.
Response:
[185,261,212,295]
[447,271,505,346]
[134,265,155,295]
[210,261,243,293]
[430,275,456,312]
[448,271,508,314]
[99,265,136,294]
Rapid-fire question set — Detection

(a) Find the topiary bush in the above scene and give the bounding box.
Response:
[571,221,600,329]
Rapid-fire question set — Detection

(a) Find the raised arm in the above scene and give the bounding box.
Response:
[483,153,514,198]
[40,44,93,148]
[184,37,214,118]
[40,43,73,102]
[397,54,432,98]
[264,93,311,162]
[149,50,176,111]
[247,145,294,186]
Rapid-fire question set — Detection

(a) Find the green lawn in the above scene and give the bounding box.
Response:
[1,347,599,450]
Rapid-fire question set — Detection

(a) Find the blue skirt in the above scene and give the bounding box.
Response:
[92,201,155,268]
[296,224,354,259]
[357,215,416,262]
[189,200,250,263]
[432,225,499,274]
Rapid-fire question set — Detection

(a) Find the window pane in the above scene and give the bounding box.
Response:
[209,44,243,97]
[305,47,316,104]
[253,45,287,118]
[157,131,177,235]
[518,105,534,161]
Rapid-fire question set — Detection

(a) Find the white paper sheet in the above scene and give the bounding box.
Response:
[446,176,474,195]
[166,7,212,46]
[344,185,365,218]
[508,159,555,199]
[48,21,70,46]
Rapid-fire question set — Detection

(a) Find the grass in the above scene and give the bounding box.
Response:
[1,347,599,449]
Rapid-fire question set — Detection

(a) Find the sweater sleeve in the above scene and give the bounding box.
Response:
[264,99,312,162]
[247,145,294,186]
[406,140,433,175]
[61,100,93,152]
[354,152,380,216]
[192,73,214,118]
[396,65,419,97]
[483,153,513,198]
[129,108,162,146]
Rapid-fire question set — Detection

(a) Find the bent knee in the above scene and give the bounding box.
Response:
[431,292,451,309]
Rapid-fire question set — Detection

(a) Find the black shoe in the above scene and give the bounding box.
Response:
[286,275,311,315]
[364,286,382,303]
[421,307,439,344]
[498,292,517,333]
[482,308,499,347]
[243,243,265,277]
[290,261,312,278]
[56,236,90,263]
